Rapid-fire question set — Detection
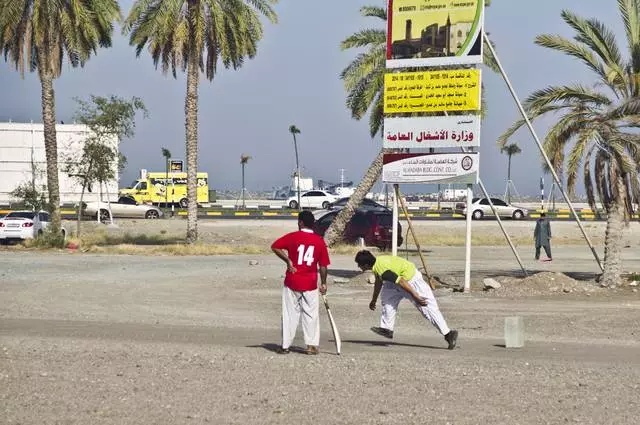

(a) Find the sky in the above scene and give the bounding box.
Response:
[0,1,626,196]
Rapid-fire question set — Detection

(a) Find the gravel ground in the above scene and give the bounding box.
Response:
[1,220,640,424]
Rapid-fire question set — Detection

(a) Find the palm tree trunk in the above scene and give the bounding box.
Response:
[39,71,61,234]
[325,149,385,247]
[507,154,512,203]
[185,31,200,244]
[601,183,626,287]
[292,134,301,210]
[241,163,246,208]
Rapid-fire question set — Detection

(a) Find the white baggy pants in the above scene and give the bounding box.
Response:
[380,273,450,336]
[282,286,319,349]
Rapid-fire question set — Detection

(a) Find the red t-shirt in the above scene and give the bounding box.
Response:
[271,229,331,291]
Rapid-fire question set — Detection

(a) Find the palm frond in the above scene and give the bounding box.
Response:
[618,0,640,73]
[535,34,611,85]
[341,29,386,50]
[359,6,387,21]
[524,85,612,111]
[561,10,626,82]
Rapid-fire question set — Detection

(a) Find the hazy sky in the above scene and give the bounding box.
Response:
[0,1,625,196]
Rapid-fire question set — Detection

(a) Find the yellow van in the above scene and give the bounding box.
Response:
[120,172,209,208]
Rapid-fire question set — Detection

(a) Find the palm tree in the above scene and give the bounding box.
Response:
[240,154,251,209]
[124,0,278,243]
[325,3,497,246]
[161,148,172,208]
[501,143,521,203]
[288,125,302,210]
[498,1,640,287]
[0,0,121,237]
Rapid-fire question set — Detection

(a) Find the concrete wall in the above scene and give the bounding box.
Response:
[0,122,118,206]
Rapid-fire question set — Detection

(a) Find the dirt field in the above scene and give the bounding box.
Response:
[1,219,640,424]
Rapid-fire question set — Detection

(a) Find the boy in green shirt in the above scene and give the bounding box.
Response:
[355,250,458,350]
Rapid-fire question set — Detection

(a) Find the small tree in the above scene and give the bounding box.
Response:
[10,182,47,212]
[66,95,147,236]
[501,143,522,203]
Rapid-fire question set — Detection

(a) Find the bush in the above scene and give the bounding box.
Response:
[25,229,67,249]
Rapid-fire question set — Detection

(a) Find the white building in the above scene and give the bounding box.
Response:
[443,189,467,200]
[0,122,118,206]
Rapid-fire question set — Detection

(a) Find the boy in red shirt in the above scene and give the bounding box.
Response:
[271,210,330,355]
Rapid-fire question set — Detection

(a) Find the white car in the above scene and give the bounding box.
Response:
[0,211,67,242]
[83,196,164,221]
[460,198,529,220]
[286,190,337,209]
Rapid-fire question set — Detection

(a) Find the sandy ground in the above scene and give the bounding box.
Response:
[1,219,640,424]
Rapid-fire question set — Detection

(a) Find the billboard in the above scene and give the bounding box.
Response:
[383,152,479,184]
[384,115,480,149]
[170,160,184,172]
[384,69,481,114]
[387,0,485,68]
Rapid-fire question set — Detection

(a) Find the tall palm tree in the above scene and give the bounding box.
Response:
[0,0,121,236]
[288,125,302,210]
[124,0,278,243]
[325,3,497,247]
[499,1,640,287]
[161,147,172,208]
[240,154,251,209]
[501,143,521,203]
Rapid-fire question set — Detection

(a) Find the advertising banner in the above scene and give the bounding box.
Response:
[382,152,479,184]
[387,0,485,68]
[384,115,480,149]
[170,160,184,172]
[384,69,481,114]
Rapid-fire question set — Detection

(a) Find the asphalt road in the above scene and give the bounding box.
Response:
[1,250,640,424]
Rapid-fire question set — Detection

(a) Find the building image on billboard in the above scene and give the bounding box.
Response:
[387,0,484,68]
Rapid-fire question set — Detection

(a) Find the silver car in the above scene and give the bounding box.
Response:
[84,197,164,221]
[460,198,529,220]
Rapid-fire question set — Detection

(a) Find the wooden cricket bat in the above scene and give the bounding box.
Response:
[322,294,342,355]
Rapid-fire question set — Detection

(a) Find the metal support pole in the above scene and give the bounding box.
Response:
[392,184,400,256]
[484,30,603,272]
[464,184,473,292]
[397,187,436,289]
[478,179,528,277]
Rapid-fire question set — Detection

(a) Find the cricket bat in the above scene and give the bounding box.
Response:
[322,294,342,355]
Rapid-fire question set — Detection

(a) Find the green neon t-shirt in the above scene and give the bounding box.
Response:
[372,256,417,284]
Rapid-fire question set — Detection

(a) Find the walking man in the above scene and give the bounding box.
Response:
[354,250,458,350]
[534,212,552,261]
[271,210,330,355]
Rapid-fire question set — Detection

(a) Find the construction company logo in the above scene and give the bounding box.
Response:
[461,155,473,171]
[170,160,184,172]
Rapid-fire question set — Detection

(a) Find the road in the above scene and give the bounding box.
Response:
[1,250,640,424]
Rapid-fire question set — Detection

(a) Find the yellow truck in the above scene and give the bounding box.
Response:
[119,172,209,208]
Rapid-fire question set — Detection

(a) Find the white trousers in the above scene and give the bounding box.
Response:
[282,286,319,349]
[380,274,451,336]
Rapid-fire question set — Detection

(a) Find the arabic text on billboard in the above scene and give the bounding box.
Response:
[384,115,480,149]
[383,152,479,184]
[384,69,481,114]
[387,0,484,68]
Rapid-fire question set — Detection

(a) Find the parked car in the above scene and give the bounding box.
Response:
[313,209,403,250]
[458,198,529,220]
[286,190,337,210]
[0,211,67,242]
[327,197,390,212]
[83,197,164,221]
